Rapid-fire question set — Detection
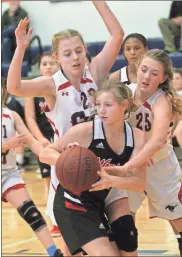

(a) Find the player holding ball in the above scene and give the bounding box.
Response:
[39,80,147,256]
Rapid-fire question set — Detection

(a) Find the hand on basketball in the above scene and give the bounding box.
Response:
[89,169,113,191]
[15,17,33,50]
[62,142,80,152]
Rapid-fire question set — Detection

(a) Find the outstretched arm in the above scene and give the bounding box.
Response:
[7,18,55,97]
[12,111,43,156]
[90,1,124,85]
[105,95,172,174]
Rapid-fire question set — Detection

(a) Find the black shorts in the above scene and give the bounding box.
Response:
[53,185,108,255]
[37,159,51,178]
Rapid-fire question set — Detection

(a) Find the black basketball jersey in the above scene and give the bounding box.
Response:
[62,117,135,213]
[88,117,134,166]
[34,97,54,138]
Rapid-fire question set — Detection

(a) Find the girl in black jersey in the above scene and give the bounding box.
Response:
[39,80,146,256]
[24,53,60,236]
[110,33,148,85]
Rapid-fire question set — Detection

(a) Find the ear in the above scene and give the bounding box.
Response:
[84,44,87,53]
[161,74,167,84]
[121,99,129,111]
[52,53,59,63]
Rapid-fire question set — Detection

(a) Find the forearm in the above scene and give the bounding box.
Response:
[7,47,25,96]
[92,1,124,38]
[111,176,145,192]
[27,136,43,156]
[26,118,45,140]
[39,148,61,166]
[125,138,164,171]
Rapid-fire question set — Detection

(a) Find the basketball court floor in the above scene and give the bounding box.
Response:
[2,159,182,256]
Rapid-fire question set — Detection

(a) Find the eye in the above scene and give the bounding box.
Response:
[152,72,158,76]
[95,102,100,106]
[106,103,112,107]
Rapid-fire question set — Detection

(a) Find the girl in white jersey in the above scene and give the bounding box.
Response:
[7,1,124,255]
[1,84,63,257]
[39,80,146,256]
[91,49,182,256]
[110,33,148,85]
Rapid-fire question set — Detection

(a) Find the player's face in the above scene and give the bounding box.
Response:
[124,38,147,65]
[39,55,58,76]
[173,72,182,91]
[56,36,86,78]
[95,91,127,124]
[137,57,166,96]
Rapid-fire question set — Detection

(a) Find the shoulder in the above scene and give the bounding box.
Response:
[109,70,120,81]
[68,121,93,137]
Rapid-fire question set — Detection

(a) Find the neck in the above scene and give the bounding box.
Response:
[62,69,84,90]
[128,63,137,73]
[103,120,125,140]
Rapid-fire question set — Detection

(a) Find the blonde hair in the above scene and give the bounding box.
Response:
[52,29,85,56]
[93,79,135,118]
[137,49,182,116]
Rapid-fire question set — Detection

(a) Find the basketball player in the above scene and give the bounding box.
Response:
[24,52,60,236]
[39,80,147,256]
[93,49,182,256]
[110,33,148,85]
[7,2,124,254]
[2,83,63,257]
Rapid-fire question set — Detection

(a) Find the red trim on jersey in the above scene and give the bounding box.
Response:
[178,182,182,203]
[65,200,87,212]
[81,78,93,84]
[143,101,152,111]
[51,180,57,192]
[149,216,157,219]
[2,114,11,120]
[58,81,72,91]
[47,118,60,137]
[2,184,25,202]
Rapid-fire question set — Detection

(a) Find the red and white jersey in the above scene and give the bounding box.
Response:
[2,107,17,173]
[45,67,98,191]
[45,66,98,141]
[127,84,173,163]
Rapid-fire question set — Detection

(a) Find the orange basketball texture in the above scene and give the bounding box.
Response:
[56,146,100,193]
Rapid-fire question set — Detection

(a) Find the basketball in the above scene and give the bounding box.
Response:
[55,146,100,193]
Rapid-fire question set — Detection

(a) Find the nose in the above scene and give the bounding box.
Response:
[73,51,79,60]
[144,71,150,79]
[129,48,135,55]
[99,105,106,114]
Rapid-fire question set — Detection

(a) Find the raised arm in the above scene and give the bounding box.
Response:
[7,18,55,97]
[90,1,124,85]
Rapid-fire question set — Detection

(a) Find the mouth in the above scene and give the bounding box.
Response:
[72,63,80,68]
[142,81,149,87]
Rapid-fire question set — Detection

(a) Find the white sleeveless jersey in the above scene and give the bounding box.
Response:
[45,66,98,191]
[45,66,98,141]
[120,66,130,85]
[127,84,173,163]
[2,107,17,173]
